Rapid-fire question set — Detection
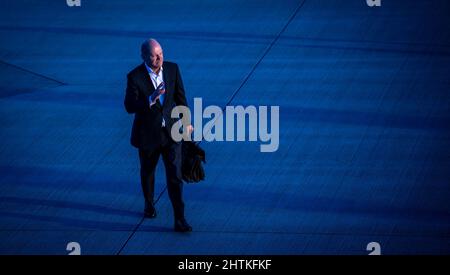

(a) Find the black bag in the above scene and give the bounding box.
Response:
[182,141,206,183]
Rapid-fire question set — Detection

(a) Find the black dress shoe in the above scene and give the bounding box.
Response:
[144,205,157,218]
[174,219,192,232]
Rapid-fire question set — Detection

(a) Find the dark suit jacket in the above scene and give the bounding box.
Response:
[124,61,188,151]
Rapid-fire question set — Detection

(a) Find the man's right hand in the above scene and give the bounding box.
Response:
[149,90,161,106]
[149,82,166,107]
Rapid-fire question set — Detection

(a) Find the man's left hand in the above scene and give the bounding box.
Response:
[186,125,194,135]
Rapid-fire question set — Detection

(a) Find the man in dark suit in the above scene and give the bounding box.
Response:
[124,38,194,232]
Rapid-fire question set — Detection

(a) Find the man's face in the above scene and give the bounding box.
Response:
[145,44,164,70]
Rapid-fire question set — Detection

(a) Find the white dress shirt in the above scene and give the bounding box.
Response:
[145,62,165,127]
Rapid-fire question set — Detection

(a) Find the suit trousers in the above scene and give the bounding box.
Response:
[138,127,185,220]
